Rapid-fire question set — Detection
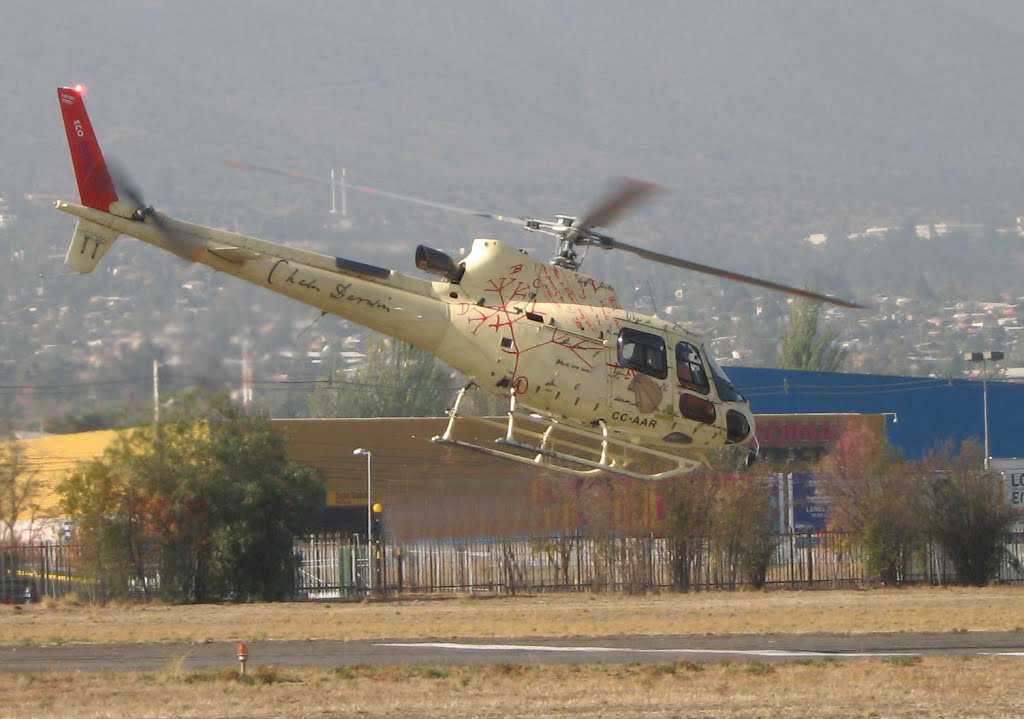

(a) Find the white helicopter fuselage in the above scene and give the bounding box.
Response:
[54,85,765,478]
[57,201,754,463]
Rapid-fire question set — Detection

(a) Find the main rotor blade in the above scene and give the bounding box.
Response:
[576,177,662,232]
[223,159,527,226]
[611,239,865,309]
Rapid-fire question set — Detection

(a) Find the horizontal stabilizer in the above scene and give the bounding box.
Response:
[65,218,120,274]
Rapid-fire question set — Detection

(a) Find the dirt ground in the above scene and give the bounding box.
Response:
[2,585,1023,645]
[3,587,1024,718]
[3,656,1023,718]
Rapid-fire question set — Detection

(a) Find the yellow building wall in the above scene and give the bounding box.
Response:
[15,430,120,517]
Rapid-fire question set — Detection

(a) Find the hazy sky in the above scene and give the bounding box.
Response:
[8,1,1024,238]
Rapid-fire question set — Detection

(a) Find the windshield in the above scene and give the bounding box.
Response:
[704,349,745,403]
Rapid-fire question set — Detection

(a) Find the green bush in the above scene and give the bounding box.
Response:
[59,391,325,603]
[713,476,777,589]
[664,472,776,590]
[924,440,1017,586]
[815,418,926,585]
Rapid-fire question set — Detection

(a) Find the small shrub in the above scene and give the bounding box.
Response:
[332,666,359,679]
[491,663,524,677]
[647,663,677,676]
[407,666,449,680]
[184,670,223,684]
[744,661,776,676]
[883,655,922,667]
[252,665,283,685]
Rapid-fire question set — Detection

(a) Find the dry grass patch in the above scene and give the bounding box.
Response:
[3,586,1024,646]
[3,658,1024,718]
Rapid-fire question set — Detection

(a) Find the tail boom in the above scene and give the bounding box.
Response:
[54,201,454,352]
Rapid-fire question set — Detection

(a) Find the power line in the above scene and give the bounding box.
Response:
[0,374,464,395]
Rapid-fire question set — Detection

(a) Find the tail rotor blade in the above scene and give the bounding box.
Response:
[150,212,206,263]
[103,161,203,262]
[106,158,147,210]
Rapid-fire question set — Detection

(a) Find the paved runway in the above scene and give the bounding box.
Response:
[3,632,1024,673]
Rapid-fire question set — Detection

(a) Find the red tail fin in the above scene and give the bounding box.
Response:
[57,86,119,211]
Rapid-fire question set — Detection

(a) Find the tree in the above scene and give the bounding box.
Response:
[777,299,848,372]
[712,476,776,589]
[59,391,325,603]
[0,426,41,545]
[57,431,155,599]
[922,440,1017,586]
[200,398,326,600]
[309,336,455,417]
[664,472,716,591]
[664,471,775,590]
[815,418,924,585]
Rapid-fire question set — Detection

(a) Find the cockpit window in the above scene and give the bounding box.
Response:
[675,341,710,394]
[704,350,744,402]
[617,327,667,379]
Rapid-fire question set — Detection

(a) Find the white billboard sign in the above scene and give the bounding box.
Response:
[989,458,1024,525]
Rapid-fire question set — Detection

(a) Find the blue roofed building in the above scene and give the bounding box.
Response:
[728,366,1024,462]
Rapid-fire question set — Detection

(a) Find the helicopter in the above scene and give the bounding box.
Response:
[54,85,862,480]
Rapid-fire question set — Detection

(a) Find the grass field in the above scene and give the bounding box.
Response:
[3,586,1023,645]
[5,658,1023,719]
[3,587,1024,717]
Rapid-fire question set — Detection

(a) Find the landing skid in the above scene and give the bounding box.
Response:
[432,386,707,480]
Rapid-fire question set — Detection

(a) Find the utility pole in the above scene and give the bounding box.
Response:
[153,359,160,429]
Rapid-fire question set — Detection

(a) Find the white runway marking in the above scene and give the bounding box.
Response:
[377,641,917,659]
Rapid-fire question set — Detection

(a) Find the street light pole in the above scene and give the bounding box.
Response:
[965,351,1004,470]
[352,447,372,591]
[982,364,991,470]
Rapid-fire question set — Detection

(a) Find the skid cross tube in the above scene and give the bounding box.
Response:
[433,386,706,480]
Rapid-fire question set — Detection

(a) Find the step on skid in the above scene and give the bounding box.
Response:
[433,385,707,480]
